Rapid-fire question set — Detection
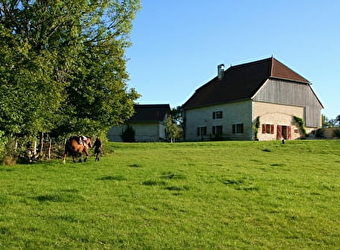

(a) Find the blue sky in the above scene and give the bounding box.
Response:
[126,0,339,119]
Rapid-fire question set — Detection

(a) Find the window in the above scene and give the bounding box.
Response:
[212,125,223,135]
[232,124,244,134]
[237,124,244,133]
[277,125,291,140]
[197,127,207,136]
[212,111,223,119]
[262,124,274,134]
[201,127,207,136]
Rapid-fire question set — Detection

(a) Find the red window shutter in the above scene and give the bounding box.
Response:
[262,124,266,134]
[288,126,292,139]
[277,125,282,139]
[270,125,274,134]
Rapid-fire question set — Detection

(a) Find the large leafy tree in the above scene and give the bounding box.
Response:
[0,0,141,160]
[0,21,63,136]
[0,0,140,134]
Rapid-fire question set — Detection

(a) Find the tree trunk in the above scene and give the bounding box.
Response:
[39,132,44,155]
[33,140,37,156]
[48,137,52,160]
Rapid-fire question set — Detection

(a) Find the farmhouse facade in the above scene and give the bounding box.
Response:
[107,104,170,142]
[182,57,323,141]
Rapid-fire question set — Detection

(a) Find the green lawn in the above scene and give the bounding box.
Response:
[0,140,340,249]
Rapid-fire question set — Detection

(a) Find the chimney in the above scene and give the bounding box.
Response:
[217,64,225,80]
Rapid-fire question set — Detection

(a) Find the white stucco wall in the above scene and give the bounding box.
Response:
[184,100,253,141]
[107,125,125,142]
[133,123,162,142]
[252,101,308,140]
[184,100,316,141]
[107,122,166,142]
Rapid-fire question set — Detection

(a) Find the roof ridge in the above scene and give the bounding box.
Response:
[270,57,274,77]
[228,57,272,70]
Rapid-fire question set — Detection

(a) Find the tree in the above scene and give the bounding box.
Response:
[166,106,184,142]
[336,114,340,127]
[0,0,141,162]
[321,115,327,128]
[0,25,64,136]
[321,115,338,128]
[322,115,337,128]
[50,0,141,135]
[169,106,184,127]
[165,115,183,143]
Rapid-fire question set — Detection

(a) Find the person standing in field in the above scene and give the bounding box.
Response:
[93,137,102,161]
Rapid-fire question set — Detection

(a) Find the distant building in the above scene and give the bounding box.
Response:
[107,104,170,142]
[182,57,323,141]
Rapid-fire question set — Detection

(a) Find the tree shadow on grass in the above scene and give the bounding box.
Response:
[96,175,127,181]
[35,192,85,203]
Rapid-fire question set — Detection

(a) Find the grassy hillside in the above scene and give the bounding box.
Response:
[0,140,339,249]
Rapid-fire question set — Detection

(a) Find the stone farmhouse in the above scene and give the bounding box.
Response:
[182,57,323,141]
[107,104,170,142]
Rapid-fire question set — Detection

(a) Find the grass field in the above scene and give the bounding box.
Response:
[0,140,340,249]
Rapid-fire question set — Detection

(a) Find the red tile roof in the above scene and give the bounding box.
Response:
[182,57,310,109]
[129,104,170,123]
[271,58,309,83]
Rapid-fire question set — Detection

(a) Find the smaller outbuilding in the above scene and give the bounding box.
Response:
[107,104,170,142]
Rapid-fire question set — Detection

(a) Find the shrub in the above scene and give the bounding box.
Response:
[315,128,325,138]
[0,135,18,165]
[120,124,135,142]
[211,134,224,141]
[293,116,307,137]
[253,116,260,140]
[0,132,7,164]
[333,129,340,139]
